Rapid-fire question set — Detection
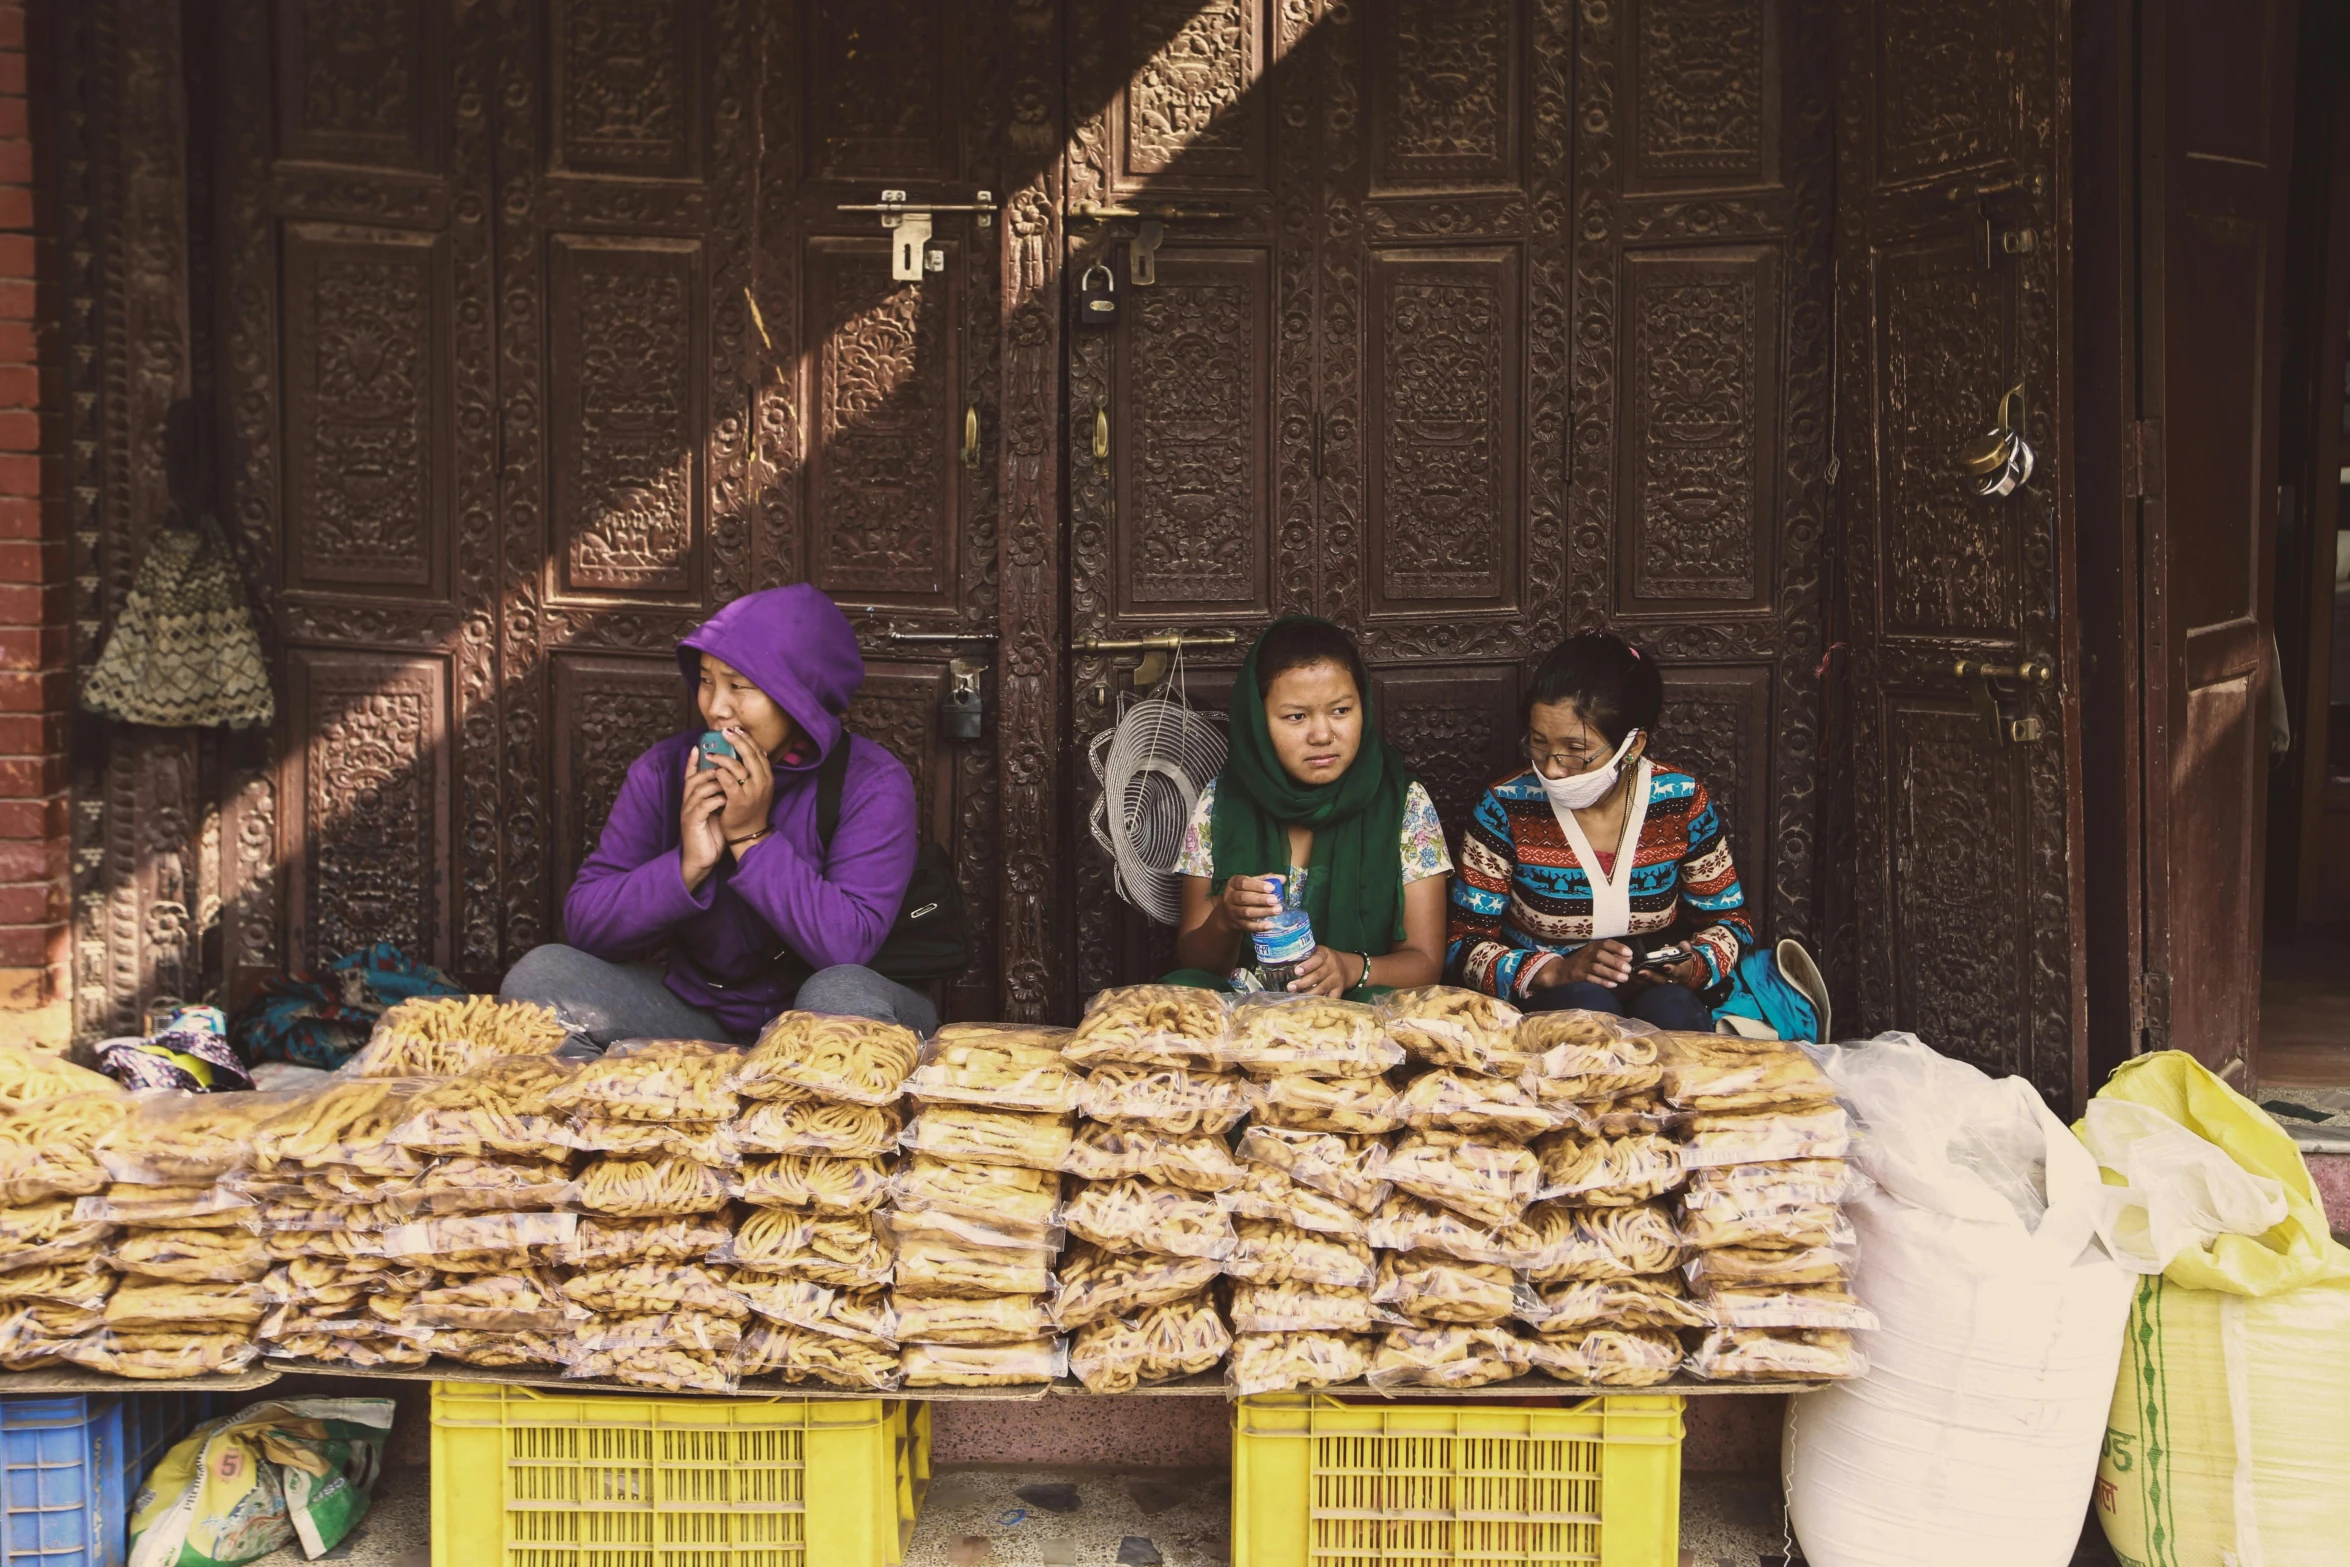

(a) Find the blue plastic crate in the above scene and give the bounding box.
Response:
[1,1392,227,1567]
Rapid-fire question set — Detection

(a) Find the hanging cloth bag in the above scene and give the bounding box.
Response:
[81,510,274,729]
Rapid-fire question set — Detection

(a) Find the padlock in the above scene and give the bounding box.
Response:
[1073,261,1119,329]
[941,657,986,741]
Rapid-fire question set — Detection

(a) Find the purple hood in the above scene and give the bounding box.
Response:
[676,583,864,766]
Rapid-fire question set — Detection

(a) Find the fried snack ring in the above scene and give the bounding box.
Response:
[564,1117,738,1168]
[727,1210,890,1286]
[1678,1106,1853,1169]
[372,1210,579,1264]
[1687,1326,1862,1381]
[109,1227,269,1283]
[1654,1034,1836,1112]
[901,1106,1075,1171]
[251,1078,432,1174]
[1060,1122,1241,1194]
[1227,1331,1371,1396]
[1229,1280,1376,1335]
[1677,1193,1851,1251]
[891,1291,1052,1346]
[577,1155,730,1217]
[98,1092,292,1185]
[105,1278,266,1328]
[740,1321,901,1390]
[901,1336,1064,1388]
[1365,1193,1546,1267]
[571,1306,743,1356]
[732,1091,901,1159]
[567,1342,738,1395]
[1068,985,1230,1069]
[717,1208,819,1269]
[0,1092,128,1203]
[891,1155,1061,1230]
[61,1329,259,1379]
[1222,995,1396,1079]
[1684,1157,1857,1208]
[1048,1242,1221,1330]
[562,1260,747,1320]
[0,1198,106,1250]
[0,1260,111,1307]
[1221,1164,1370,1239]
[0,1234,106,1271]
[259,1260,369,1311]
[1078,1064,1248,1137]
[1524,1326,1682,1387]
[1388,1070,1554,1140]
[0,1043,117,1106]
[1534,1130,1684,1206]
[432,1328,566,1368]
[1525,1202,1684,1284]
[395,1056,578,1159]
[1234,1124,1391,1213]
[552,1040,740,1123]
[1376,986,1522,1075]
[399,1155,579,1216]
[1367,1323,1531,1390]
[1703,1283,1878,1331]
[265,1227,376,1264]
[0,1308,75,1370]
[1224,1219,1375,1289]
[12,1297,104,1338]
[1531,1274,1712,1333]
[1069,1293,1229,1393]
[555,1213,734,1269]
[1061,1178,1236,1260]
[1580,1095,1674,1137]
[1380,1130,1540,1228]
[1515,1010,1665,1101]
[907,1028,1082,1114]
[735,1012,921,1107]
[1683,1241,1851,1291]
[1372,1251,1518,1325]
[890,1232,1051,1298]
[731,1274,898,1345]
[352,995,569,1077]
[735,1154,889,1214]
[1243,1072,1401,1136]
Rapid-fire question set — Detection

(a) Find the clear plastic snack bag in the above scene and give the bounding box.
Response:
[1366,1322,1531,1391]
[901,1336,1067,1388]
[886,1227,1052,1298]
[1379,1130,1540,1227]
[106,1226,268,1284]
[1533,1129,1684,1206]
[350,994,569,1077]
[576,1155,731,1217]
[1067,985,1230,1070]
[1048,1242,1220,1330]
[564,1117,739,1169]
[733,1154,890,1214]
[732,1091,901,1160]
[731,1275,897,1345]
[1385,1069,1554,1140]
[890,1291,1053,1347]
[408,1268,584,1334]
[565,1310,741,1394]
[554,1213,733,1270]
[1677,1105,1853,1169]
[1222,994,1398,1078]
[550,1039,741,1123]
[1228,1279,1377,1335]
[1675,1192,1853,1251]
[1685,1325,1865,1381]
[890,1154,1061,1232]
[1375,987,1522,1075]
[1654,1034,1837,1113]
[1079,1064,1249,1137]
[739,1319,902,1391]
[905,1024,1082,1113]
[1701,1282,1878,1331]
[1219,1163,1370,1239]
[1243,1073,1401,1136]
[900,1106,1076,1172]
[1224,1219,1375,1289]
[1371,1250,1518,1325]
[1522,1324,1682,1387]
[0,1091,130,1203]
[1526,1273,1712,1333]
[1681,1239,1853,1292]
[1365,1192,1548,1268]
[1522,1201,1683,1283]
[1060,1122,1241,1194]
[98,1090,303,1185]
[396,1155,580,1216]
[393,1055,579,1160]
[734,1012,923,1107]
[1514,1010,1664,1102]
[561,1259,747,1322]
[1060,1177,1237,1260]
[1068,1292,1228,1393]
[1233,1124,1391,1212]
[430,1327,566,1369]
[1226,1330,1372,1397]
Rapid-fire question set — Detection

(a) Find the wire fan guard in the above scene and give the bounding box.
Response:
[1089,689,1227,925]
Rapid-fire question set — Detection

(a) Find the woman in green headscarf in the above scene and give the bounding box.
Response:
[1170,618,1451,996]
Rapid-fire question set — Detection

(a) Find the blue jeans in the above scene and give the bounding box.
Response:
[500,943,938,1051]
[1523,978,1713,1031]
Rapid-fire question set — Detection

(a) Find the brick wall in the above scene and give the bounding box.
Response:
[0,0,68,1052]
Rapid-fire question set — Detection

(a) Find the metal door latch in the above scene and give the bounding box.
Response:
[942,657,987,741]
[838,189,996,280]
[1129,220,1165,285]
[1955,657,2052,744]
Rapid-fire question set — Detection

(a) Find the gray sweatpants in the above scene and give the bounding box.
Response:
[500,943,938,1051]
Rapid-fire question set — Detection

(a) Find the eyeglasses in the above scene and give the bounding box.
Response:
[1522,736,1599,771]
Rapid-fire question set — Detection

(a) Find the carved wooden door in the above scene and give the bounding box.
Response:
[210,0,1007,1015]
[1831,0,2090,1107]
[1063,0,1833,1010]
[2134,0,2299,1074]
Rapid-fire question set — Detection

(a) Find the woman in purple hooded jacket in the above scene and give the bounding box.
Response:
[500,585,933,1046]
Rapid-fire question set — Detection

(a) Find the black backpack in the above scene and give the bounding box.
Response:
[801,738,972,985]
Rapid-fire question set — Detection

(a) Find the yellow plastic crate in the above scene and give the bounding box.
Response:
[431,1383,923,1567]
[1232,1394,1683,1567]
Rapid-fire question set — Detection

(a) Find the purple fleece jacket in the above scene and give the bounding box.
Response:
[561,585,918,1033]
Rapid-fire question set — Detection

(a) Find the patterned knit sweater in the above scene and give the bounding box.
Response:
[1446,759,1755,999]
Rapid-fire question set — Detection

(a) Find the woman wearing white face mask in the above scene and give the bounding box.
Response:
[1446,632,1753,1027]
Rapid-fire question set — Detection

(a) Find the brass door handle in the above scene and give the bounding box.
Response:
[1092,407,1110,462]
[962,404,980,470]
[1078,629,1239,691]
[1953,658,2052,683]
[1956,657,2053,744]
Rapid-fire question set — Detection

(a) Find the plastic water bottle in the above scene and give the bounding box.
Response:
[1252,872,1316,991]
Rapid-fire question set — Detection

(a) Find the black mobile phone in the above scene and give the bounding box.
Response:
[1629,944,1687,974]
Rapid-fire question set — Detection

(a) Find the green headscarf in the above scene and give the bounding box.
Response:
[1210,618,1413,955]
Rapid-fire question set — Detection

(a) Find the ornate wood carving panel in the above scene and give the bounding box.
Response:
[1651,663,1774,919]
[285,650,453,970]
[1627,0,1775,190]
[548,235,705,599]
[807,238,962,607]
[550,655,691,900]
[1365,249,1519,614]
[805,0,958,180]
[275,0,437,170]
[847,664,959,849]
[551,0,700,179]
[1112,0,1269,191]
[1871,0,2015,187]
[1370,0,1520,191]
[1374,667,1521,859]
[1620,247,1779,611]
[1113,249,1273,614]
[282,224,451,595]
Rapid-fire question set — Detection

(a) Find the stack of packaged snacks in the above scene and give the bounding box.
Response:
[62,1091,295,1378]
[1657,1033,1870,1382]
[1354,986,1549,1393]
[0,1071,130,1370]
[887,1020,1077,1391]
[344,994,572,1078]
[1055,987,1244,1394]
[730,1014,918,1392]
[544,1040,740,1391]
[1510,1009,1692,1387]
[1215,992,1399,1393]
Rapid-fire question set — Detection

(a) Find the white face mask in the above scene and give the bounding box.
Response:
[1537,728,1639,812]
